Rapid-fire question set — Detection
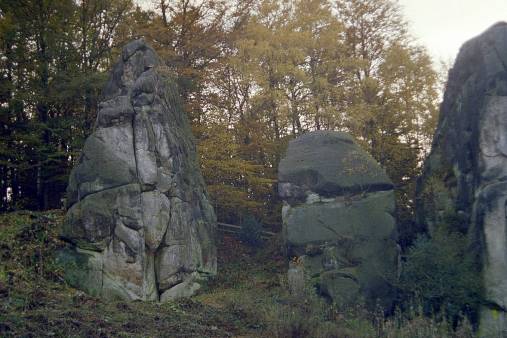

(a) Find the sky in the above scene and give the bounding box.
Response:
[136,0,507,65]
[399,0,507,64]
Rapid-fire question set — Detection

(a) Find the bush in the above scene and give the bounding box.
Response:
[0,211,64,282]
[400,228,483,327]
[240,215,264,247]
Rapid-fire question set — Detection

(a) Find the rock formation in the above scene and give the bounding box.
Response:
[278,131,398,309]
[58,39,216,301]
[416,22,507,336]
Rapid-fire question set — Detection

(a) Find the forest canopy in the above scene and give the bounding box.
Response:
[0,0,440,236]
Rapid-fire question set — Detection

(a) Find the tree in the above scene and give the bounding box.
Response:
[0,0,440,237]
[334,0,439,246]
[0,0,134,211]
[197,123,274,223]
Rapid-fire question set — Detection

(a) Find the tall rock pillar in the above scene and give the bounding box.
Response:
[416,22,507,335]
[59,39,216,301]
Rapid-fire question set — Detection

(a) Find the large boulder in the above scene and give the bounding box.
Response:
[416,22,507,336]
[278,131,398,309]
[59,39,216,301]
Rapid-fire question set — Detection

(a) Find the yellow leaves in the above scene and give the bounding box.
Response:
[176,0,439,225]
[196,122,275,221]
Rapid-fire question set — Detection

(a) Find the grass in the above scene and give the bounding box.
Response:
[0,211,237,337]
[0,210,475,337]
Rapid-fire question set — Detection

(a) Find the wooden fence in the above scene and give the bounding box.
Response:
[216,222,276,239]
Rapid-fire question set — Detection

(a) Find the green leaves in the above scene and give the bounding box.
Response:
[0,0,134,210]
[400,228,483,324]
[0,0,440,228]
[197,123,275,223]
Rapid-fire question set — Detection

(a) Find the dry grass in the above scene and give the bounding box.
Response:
[0,211,476,337]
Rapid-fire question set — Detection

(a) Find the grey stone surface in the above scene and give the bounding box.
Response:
[415,22,507,336]
[278,131,393,202]
[160,277,202,302]
[278,131,397,309]
[59,39,216,301]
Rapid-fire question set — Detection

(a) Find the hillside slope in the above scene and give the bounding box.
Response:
[0,211,471,337]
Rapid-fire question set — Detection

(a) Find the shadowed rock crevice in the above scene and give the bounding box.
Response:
[59,39,216,302]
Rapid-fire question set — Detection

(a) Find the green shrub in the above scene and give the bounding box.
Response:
[400,228,483,327]
[0,211,64,282]
[240,215,264,247]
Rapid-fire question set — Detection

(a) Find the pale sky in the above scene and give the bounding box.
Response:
[399,0,507,64]
[136,0,507,65]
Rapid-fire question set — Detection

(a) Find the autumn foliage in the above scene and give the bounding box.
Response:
[0,0,440,233]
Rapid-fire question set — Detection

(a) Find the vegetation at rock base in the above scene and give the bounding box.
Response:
[0,211,476,337]
[400,229,483,328]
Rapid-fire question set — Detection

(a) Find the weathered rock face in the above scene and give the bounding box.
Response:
[416,22,507,335]
[58,39,216,301]
[278,131,398,309]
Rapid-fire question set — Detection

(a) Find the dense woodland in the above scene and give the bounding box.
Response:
[0,0,440,242]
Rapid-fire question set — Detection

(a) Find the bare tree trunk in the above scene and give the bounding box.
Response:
[160,0,168,27]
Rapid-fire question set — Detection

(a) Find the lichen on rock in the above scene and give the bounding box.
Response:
[59,39,216,301]
[278,131,398,310]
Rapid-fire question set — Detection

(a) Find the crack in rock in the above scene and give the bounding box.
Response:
[60,39,217,302]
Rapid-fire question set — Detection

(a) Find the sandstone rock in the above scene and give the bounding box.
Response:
[160,276,202,302]
[59,39,216,301]
[416,22,507,336]
[279,131,393,203]
[278,131,398,309]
